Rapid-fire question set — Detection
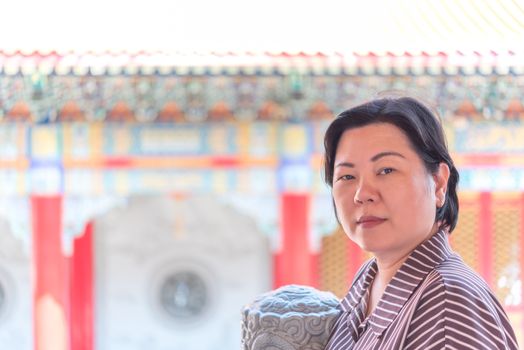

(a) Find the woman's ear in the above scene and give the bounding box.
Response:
[433,163,450,207]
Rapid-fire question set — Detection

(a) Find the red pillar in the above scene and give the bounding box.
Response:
[70,221,94,350]
[31,195,69,350]
[479,192,493,287]
[273,193,316,288]
[347,237,363,285]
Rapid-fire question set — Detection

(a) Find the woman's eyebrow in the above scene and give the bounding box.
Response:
[335,161,354,168]
[370,151,405,162]
[335,151,405,168]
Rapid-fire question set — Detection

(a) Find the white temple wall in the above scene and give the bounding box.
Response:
[94,195,271,350]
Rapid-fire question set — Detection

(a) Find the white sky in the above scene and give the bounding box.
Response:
[0,0,523,53]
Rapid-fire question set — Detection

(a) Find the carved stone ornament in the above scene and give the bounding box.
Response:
[241,285,341,350]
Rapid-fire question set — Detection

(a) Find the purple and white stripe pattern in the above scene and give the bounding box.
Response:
[325,230,519,349]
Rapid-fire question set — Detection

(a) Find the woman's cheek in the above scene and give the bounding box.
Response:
[334,191,354,228]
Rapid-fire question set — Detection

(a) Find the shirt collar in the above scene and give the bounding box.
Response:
[340,259,377,312]
[340,229,453,337]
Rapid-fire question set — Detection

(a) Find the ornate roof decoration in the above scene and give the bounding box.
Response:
[0,73,523,123]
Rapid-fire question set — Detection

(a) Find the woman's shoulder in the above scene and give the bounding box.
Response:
[420,253,514,331]
[409,254,519,349]
[433,253,492,292]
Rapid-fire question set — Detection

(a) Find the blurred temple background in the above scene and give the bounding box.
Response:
[0,0,523,349]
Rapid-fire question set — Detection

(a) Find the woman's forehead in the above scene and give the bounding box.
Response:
[336,124,413,155]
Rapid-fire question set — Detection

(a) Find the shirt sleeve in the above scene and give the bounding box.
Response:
[403,272,519,350]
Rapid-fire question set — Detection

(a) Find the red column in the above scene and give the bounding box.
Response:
[273,193,316,288]
[70,221,94,350]
[478,192,493,287]
[347,237,363,286]
[31,195,69,350]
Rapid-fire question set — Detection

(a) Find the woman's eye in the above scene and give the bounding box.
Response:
[379,168,394,175]
[337,174,355,181]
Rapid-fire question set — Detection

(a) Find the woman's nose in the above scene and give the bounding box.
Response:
[354,179,378,204]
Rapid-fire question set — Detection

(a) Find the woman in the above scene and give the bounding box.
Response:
[323,96,518,349]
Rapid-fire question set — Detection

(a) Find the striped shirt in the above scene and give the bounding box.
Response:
[325,230,519,349]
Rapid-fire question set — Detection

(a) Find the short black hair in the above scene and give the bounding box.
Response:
[323,96,459,233]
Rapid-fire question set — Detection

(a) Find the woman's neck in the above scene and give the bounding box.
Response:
[375,252,411,283]
[374,224,439,281]
[365,248,416,318]
[366,226,440,317]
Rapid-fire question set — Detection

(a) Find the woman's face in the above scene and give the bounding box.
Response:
[332,123,448,260]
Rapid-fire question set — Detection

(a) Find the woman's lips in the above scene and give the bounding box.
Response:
[357,216,387,229]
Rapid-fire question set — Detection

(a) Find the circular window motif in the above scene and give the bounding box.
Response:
[159,271,208,320]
